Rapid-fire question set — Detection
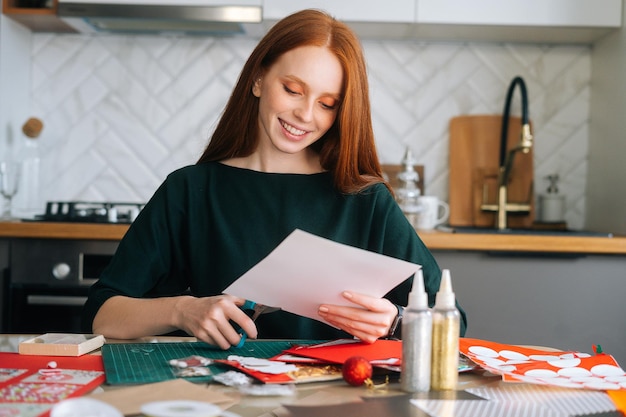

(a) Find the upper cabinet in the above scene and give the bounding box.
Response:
[263,0,416,23]
[2,0,76,32]
[417,0,621,27]
[3,0,623,43]
[264,0,622,43]
[407,0,623,43]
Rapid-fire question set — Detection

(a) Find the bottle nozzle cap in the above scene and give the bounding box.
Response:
[407,269,428,309]
[435,269,456,308]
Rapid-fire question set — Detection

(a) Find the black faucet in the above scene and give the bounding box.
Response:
[499,76,532,168]
[481,75,533,230]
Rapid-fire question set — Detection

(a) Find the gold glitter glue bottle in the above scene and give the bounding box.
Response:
[430,269,460,390]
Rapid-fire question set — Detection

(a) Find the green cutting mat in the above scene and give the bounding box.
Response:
[102,340,320,385]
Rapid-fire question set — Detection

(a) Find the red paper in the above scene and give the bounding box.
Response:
[0,352,105,417]
[281,339,402,366]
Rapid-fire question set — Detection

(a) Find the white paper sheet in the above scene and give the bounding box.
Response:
[223,229,420,324]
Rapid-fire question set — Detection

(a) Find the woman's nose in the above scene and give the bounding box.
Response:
[294,100,314,122]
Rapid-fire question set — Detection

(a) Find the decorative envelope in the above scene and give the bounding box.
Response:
[279,339,402,366]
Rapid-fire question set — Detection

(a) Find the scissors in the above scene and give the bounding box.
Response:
[234,300,280,348]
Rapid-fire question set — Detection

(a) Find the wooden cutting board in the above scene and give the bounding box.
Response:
[448,115,535,228]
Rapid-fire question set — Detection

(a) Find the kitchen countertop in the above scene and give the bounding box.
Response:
[0,221,128,240]
[1,221,625,255]
[419,229,626,255]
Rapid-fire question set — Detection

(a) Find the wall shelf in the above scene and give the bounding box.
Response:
[2,0,76,32]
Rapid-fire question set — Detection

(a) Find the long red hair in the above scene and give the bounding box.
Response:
[197,9,387,194]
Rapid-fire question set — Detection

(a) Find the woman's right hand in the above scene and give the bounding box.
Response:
[174,295,258,349]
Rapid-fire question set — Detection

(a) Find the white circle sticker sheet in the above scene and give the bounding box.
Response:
[460,338,626,391]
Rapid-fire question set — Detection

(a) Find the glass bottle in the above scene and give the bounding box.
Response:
[396,147,421,227]
[16,118,43,219]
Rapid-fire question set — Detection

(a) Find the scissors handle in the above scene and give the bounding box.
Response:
[235,332,247,349]
[241,299,257,311]
[234,300,257,348]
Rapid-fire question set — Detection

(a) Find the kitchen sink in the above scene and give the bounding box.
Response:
[441,226,613,237]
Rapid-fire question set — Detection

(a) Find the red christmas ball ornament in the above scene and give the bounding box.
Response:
[342,356,373,386]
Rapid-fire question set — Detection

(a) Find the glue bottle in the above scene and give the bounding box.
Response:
[401,269,432,392]
[430,269,460,390]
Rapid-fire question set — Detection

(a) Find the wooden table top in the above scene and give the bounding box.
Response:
[2,335,592,417]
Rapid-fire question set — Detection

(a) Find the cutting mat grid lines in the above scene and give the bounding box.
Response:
[102,341,321,385]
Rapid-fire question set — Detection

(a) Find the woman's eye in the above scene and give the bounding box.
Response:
[283,84,301,95]
[320,100,338,110]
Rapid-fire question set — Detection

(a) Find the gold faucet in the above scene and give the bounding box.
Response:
[481,76,533,230]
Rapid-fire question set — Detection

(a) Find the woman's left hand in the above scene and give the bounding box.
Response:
[317,291,398,343]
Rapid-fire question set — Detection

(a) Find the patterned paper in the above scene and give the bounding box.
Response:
[460,338,626,391]
[0,353,105,417]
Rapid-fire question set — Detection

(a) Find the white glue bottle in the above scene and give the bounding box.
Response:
[430,269,460,390]
[401,269,432,392]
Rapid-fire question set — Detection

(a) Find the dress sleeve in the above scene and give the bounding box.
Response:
[81,174,189,332]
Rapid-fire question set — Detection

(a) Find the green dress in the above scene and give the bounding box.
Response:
[82,162,467,338]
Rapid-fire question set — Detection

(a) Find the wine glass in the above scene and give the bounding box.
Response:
[0,160,21,220]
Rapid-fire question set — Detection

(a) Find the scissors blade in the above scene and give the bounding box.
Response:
[251,304,280,321]
[234,301,280,348]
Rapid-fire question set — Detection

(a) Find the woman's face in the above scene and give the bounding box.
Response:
[253,45,343,157]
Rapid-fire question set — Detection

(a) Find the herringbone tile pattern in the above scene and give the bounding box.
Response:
[28,34,589,228]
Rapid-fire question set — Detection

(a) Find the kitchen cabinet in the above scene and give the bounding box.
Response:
[4,237,119,334]
[263,0,622,43]
[265,0,623,27]
[417,0,621,27]
[263,0,416,23]
[4,0,621,44]
[433,250,626,365]
[410,0,622,43]
[1,0,75,32]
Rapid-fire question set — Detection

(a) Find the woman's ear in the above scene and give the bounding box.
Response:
[252,77,262,97]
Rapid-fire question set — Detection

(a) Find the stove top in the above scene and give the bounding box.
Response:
[32,201,144,224]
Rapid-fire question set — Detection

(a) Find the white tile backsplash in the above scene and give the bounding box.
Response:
[18,34,589,229]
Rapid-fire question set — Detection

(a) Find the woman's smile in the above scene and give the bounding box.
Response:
[280,119,309,138]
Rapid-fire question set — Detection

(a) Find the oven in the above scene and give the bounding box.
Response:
[6,238,119,333]
[4,201,143,333]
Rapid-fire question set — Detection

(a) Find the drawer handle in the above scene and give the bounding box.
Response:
[26,295,87,306]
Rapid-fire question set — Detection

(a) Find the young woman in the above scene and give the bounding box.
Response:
[83,9,467,349]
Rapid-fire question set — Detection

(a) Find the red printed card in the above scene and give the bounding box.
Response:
[0,352,105,417]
